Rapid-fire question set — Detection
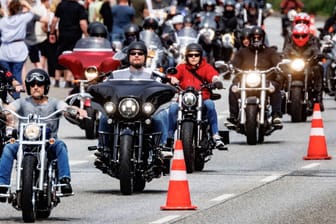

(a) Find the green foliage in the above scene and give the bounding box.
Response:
[267,0,336,16]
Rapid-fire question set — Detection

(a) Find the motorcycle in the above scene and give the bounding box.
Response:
[215,60,288,145]
[320,33,336,97]
[170,69,229,173]
[0,108,75,222]
[170,28,198,65]
[282,55,323,122]
[58,37,120,139]
[87,72,177,195]
[212,31,236,63]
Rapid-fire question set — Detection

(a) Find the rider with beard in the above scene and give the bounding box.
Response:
[283,23,324,111]
[227,26,284,126]
[96,41,173,160]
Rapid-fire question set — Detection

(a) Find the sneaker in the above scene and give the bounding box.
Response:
[213,135,228,151]
[60,178,73,194]
[0,186,8,202]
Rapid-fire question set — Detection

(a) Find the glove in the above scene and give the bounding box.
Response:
[213,80,223,89]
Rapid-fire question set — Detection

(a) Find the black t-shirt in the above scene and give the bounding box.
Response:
[55,0,87,37]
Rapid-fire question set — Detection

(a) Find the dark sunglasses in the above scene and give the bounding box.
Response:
[293,34,308,39]
[30,82,44,87]
[130,51,145,56]
[26,72,45,83]
[187,53,201,58]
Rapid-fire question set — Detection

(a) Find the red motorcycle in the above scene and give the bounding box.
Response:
[58,37,121,139]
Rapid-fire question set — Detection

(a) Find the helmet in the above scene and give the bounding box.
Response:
[25,68,50,95]
[203,0,216,11]
[183,14,193,24]
[171,14,184,25]
[185,43,203,61]
[293,12,310,26]
[88,22,108,38]
[124,23,140,42]
[142,17,159,30]
[127,41,147,59]
[224,0,236,8]
[249,26,265,50]
[240,27,251,42]
[293,12,311,26]
[224,0,236,17]
[292,23,310,47]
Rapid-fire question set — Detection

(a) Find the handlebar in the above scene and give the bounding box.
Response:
[2,108,65,121]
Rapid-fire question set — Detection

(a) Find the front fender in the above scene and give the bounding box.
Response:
[120,127,134,136]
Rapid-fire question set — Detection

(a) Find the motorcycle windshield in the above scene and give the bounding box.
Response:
[73,37,113,51]
[198,14,217,30]
[139,30,163,49]
[88,79,176,115]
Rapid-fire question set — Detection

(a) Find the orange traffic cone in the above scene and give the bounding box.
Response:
[303,103,332,160]
[160,139,197,210]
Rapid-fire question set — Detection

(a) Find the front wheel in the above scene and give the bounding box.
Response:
[245,104,258,145]
[290,86,306,122]
[21,155,38,223]
[181,121,195,173]
[119,135,134,195]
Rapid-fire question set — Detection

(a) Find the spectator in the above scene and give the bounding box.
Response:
[99,0,115,41]
[50,0,89,88]
[130,0,149,28]
[0,0,33,99]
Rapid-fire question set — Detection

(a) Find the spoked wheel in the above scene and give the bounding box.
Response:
[21,155,38,223]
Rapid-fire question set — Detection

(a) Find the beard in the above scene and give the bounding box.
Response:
[131,62,144,69]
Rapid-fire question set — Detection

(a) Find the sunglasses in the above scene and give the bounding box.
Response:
[187,54,201,58]
[30,82,44,87]
[293,34,308,39]
[26,72,45,83]
[130,51,145,56]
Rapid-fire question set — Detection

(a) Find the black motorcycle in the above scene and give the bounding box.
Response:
[87,75,176,195]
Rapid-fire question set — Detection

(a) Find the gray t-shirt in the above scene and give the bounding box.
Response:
[11,97,67,138]
[109,67,154,80]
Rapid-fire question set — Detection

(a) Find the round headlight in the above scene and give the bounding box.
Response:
[85,66,99,81]
[182,92,197,107]
[143,102,154,115]
[119,98,139,118]
[24,124,41,140]
[104,102,116,115]
[291,58,305,72]
[246,72,261,87]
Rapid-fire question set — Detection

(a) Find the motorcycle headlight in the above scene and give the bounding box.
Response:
[119,98,139,118]
[85,66,99,82]
[104,102,116,115]
[291,58,305,72]
[246,72,261,87]
[182,92,197,107]
[142,102,154,115]
[24,124,41,140]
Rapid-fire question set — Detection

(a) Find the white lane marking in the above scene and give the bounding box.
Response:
[149,215,180,224]
[70,160,88,165]
[210,193,235,202]
[260,174,281,183]
[301,163,320,169]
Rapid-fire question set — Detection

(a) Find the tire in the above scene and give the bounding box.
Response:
[325,65,335,96]
[290,86,304,122]
[181,121,195,173]
[85,108,98,139]
[36,163,53,219]
[21,155,38,223]
[245,104,258,145]
[119,135,134,195]
[133,174,146,192]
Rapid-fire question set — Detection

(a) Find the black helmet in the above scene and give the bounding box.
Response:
[124,23,140,42]
[249,26,265,50]
[185,43,203,61]
[240,27,251,41]
[142,17,159,30]
[25,68,50,95]
[88,22,108,38]
[127,41,147,58]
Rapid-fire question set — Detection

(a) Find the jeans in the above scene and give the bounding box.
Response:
[0,60,25,99]
[98,108,170,146]
[168,99,220,136]
[0,140,71,185]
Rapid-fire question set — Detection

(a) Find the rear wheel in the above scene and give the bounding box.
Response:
[119,135,133,195]
[22,155,38,223]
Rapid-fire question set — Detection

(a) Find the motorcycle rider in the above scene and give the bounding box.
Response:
[280,0,304,36]
[168,43,227,150]
[87,21,109,39]
[227,26,284,126]
[123,23,141,47]
[97,41,173,157]
[0,68,87,198]
[283,23,324,111]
